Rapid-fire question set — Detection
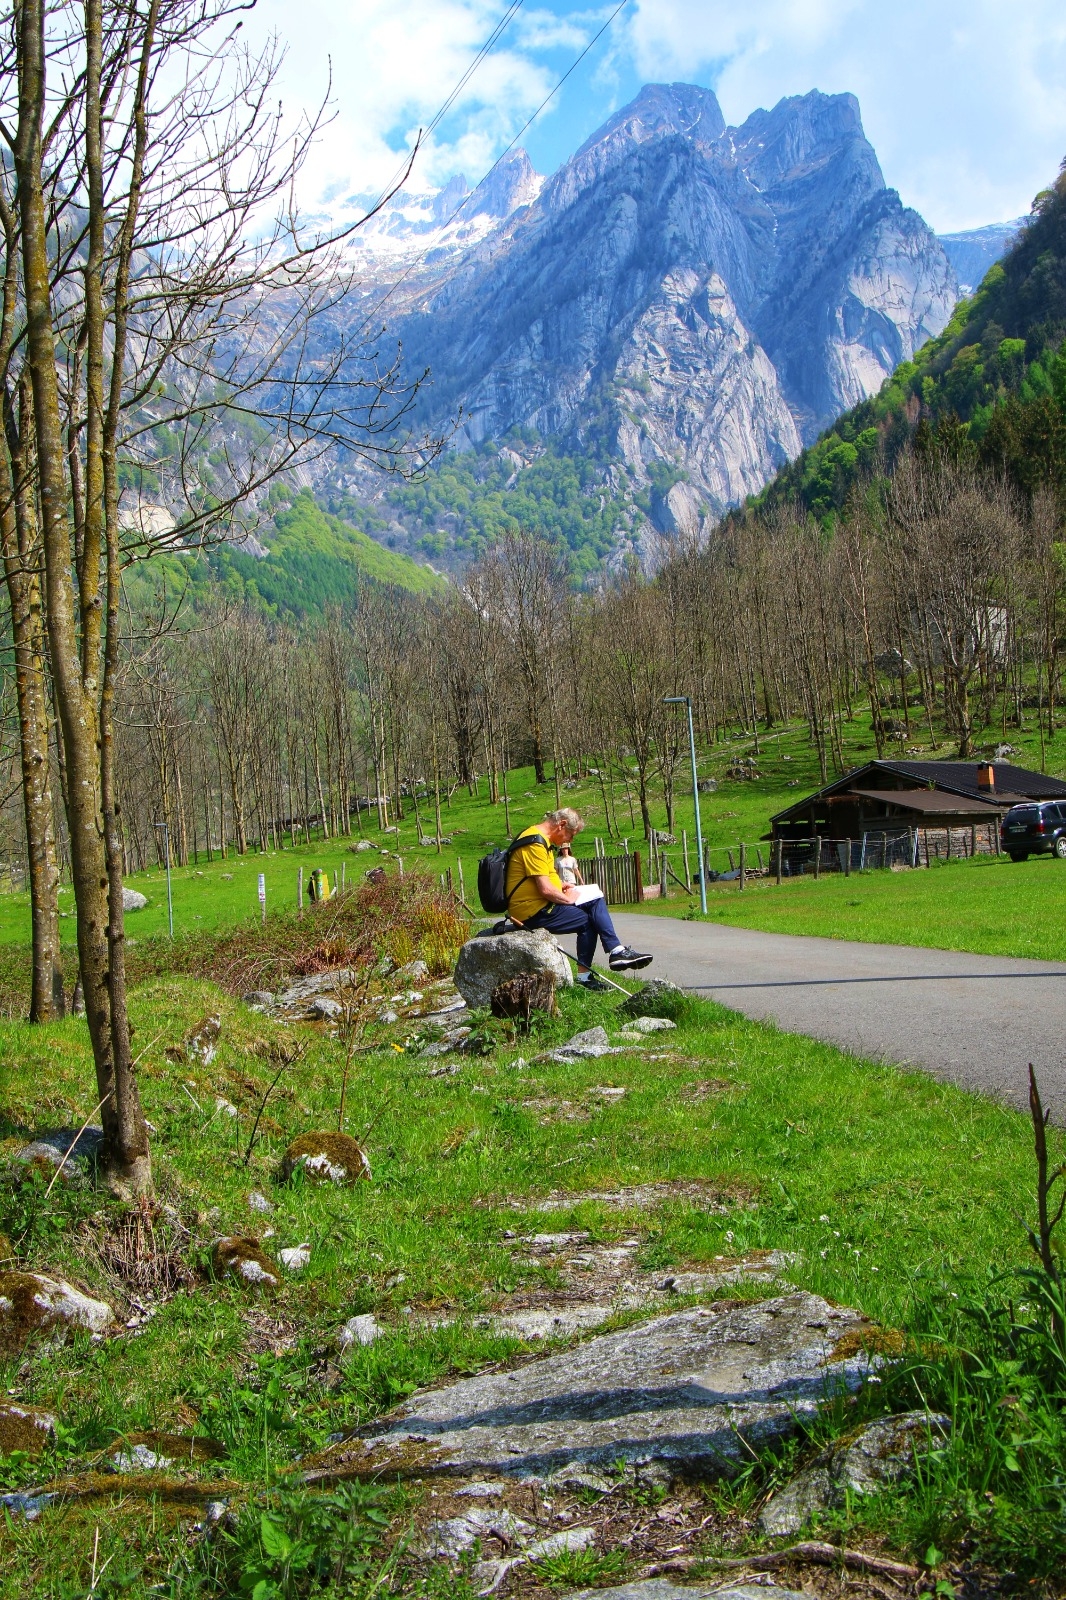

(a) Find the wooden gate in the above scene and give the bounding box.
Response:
[573,851,644,905]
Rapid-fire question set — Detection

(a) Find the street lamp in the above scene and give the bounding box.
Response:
[664,696,707,915]
[154,820,174,937]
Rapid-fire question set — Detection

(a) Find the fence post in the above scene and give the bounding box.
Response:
[660,850,668,899]
[970,824,977,858]
[775,837,783,885]
[683,829,691,891]
[341,861,346,892]
[739,841,746,891]
[634,850,644,903]
[844,839,851,878]
[814,835,821,880]
[457,857,466,904]
[297,866,304,914]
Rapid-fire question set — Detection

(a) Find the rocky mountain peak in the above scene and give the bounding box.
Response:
[549,82,726,211]
[327,84,962,552]
[732,90,882,193]
[466,148,543,220]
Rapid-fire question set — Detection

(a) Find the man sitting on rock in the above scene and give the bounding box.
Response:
[505,807,652,991]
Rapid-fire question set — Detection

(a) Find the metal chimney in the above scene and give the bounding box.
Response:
[977,762,995,790]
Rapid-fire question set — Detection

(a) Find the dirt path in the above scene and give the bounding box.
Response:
[601,913,1066,1120]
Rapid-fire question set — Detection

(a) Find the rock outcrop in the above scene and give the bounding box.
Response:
[759,1408,952,1534]
[329,1292,876,1482]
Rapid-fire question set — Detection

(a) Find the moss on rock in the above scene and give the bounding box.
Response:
[281,1131,371,1185]
[0,1401,56,1455]
[0,1270,113,1351]
[211,1236,279,1288]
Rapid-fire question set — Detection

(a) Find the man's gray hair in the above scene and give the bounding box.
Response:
[545,807,584,832]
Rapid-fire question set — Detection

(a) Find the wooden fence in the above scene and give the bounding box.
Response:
[573,851,644,905]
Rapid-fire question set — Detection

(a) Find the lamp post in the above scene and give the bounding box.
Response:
[154,820,174,937]
[664,696,707,915]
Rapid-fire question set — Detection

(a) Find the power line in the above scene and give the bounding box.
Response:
[363,0,528,222]
[361,0,631,328]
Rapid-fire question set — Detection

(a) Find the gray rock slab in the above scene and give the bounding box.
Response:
[759,1408,951,1535]
[16,1126,104,1167]
[348,1293,874,1482]
[277,969,356,1006]
[122,887,147,912]
[454,932,572,1010]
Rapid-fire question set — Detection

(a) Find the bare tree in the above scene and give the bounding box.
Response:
[3,0,435,1190]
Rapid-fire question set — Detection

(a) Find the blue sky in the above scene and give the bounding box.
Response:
[245,0,1066,233]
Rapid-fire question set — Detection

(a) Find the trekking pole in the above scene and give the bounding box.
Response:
[558,948,630,995]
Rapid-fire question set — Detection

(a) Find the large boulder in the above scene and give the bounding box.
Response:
[123,888,147,912]
[759,1409,952,1535]
[454,931,571,1010]
[0,1271,113,1350]
[327,1292,876,1484]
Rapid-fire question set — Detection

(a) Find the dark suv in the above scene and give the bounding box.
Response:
[1001,801,1066,861]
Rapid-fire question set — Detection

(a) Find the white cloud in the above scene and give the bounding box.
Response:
[242,0,1066,234]
[628,0,1066,230]
[242,0,590,220]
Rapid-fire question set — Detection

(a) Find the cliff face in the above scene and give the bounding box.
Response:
[342,84,958,529]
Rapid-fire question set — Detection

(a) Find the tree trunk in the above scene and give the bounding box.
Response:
[14,0,149,1190]
[0,382,64,1020]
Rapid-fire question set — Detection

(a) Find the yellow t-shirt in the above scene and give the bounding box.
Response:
[505,826,560,923]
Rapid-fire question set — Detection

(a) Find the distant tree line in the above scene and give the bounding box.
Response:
[2,434,1061,921]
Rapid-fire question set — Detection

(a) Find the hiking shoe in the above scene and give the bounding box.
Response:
[609,946,653,971]
[577,972,612,993]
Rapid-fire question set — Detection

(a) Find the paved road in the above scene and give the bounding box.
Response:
[597,914,1066,1120]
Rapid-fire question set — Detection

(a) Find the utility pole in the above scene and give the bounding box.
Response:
[664,697,707,914]
[154,821,174,937]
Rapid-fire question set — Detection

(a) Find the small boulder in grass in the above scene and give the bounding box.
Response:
[616,978,690,1023]
[281,1132,371,1186]
[0,1270,113,1351]
[106,1431,226,1474]
[211,1236,280,1289]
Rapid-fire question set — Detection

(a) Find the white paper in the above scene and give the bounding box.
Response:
[569,883,604,904]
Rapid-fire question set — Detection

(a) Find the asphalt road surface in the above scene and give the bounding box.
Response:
[597,913,1066,1121]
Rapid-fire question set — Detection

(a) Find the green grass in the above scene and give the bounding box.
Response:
[635,850,1066,963]
[1,909,1063,1592]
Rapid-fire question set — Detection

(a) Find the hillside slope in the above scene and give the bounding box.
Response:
[763,162,1066,518]
[123,490,442,617]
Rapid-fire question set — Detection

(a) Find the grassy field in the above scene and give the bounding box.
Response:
[1,883,1064,1593]
[0,709,1064,977]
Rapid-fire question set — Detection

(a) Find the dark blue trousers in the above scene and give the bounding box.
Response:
[523,897,621,969]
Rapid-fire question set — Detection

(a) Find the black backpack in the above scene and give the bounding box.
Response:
[477,831,550,914]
